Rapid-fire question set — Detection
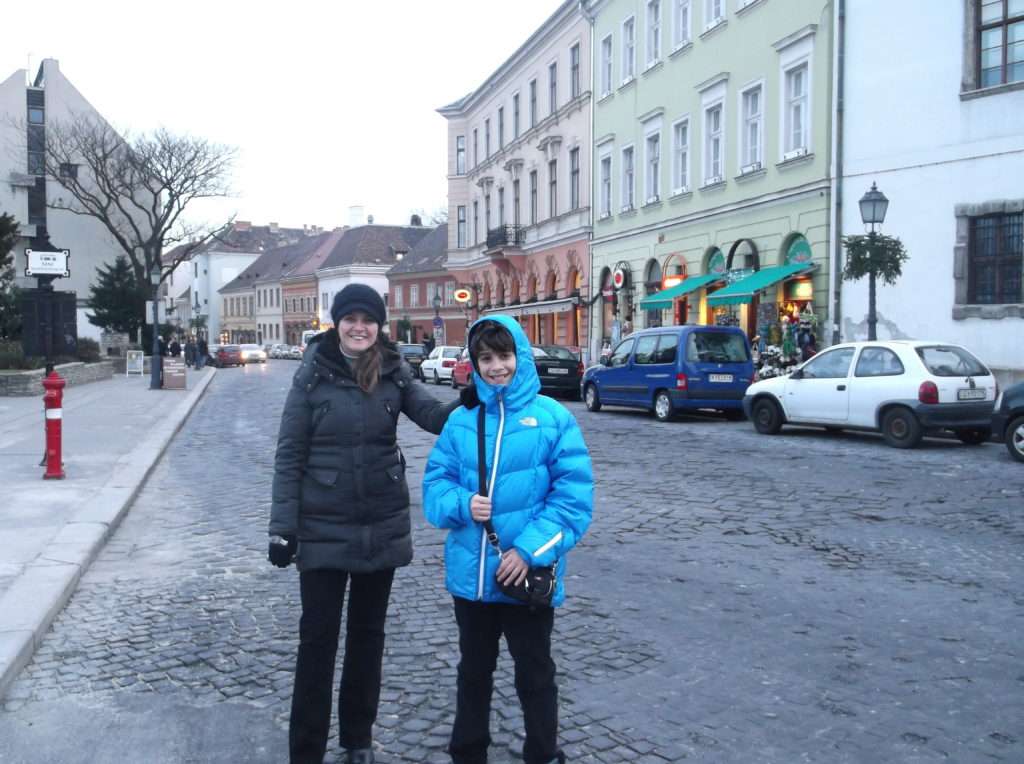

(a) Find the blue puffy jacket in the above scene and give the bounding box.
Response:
[423,315,593,606]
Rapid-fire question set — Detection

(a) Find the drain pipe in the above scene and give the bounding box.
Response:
[829,0,846,345]
[580,0,599,363]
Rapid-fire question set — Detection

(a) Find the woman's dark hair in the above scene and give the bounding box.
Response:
[469,321,516,361]
[353,334,386,393]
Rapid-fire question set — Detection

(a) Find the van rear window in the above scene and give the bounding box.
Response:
[686,332,749,363]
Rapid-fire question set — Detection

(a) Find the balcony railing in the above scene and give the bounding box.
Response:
[486,224,525,249]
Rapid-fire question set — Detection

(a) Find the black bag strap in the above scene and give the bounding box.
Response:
[477,405,503,554]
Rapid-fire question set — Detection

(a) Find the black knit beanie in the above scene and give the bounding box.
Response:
[330,283,387,327]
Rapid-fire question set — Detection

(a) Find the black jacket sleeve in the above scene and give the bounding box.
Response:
[397,363,459,435]
[270,368,314,535]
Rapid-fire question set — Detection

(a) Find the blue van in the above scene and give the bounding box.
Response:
[581,325,754,421]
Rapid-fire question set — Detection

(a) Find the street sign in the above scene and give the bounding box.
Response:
[25,249,71,278]
[432,315,444,328]
[163,356,187,389]
[126,350,144,376]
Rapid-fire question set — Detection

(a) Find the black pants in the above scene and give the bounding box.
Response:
[289,568,395,764]
[449,597,563,764]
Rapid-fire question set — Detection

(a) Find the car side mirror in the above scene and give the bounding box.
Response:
[790,368,804,380]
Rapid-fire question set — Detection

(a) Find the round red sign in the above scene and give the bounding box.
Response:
[453,288,472,303]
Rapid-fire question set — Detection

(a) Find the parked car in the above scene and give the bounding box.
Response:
[582,325,753,421]
[213,344,243,367]
[240,344,267,364]
[398,343,427,379]
[992,381,1024,462]
[267,343,287,359]
[743,340,997,448]
[532,345,583,399]
[451,347,473,388]
[287,345,303,360]
[421,345,463,385]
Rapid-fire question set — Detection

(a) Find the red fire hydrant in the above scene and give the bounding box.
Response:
[42,370,66,480]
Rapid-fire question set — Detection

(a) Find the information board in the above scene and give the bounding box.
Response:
[126,350,144,376]
[162,357,187,390]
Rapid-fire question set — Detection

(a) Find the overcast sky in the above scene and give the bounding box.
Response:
[2,0,565,231]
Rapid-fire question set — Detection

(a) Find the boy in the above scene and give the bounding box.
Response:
[423,316,594,764]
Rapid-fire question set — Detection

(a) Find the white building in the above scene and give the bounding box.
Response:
[837,1,1024,385]
[0,59,126,341]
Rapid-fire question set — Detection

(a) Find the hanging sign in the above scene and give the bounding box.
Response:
[612,265,631,291]
[453,287,472,303]
[25,249,71,278]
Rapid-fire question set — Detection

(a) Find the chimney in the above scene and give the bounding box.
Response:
[268,222,279,233]
[348,206,365,227]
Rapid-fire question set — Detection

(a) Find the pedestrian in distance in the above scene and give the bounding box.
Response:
[269,283,476,764]
[184,338,195,367]
[196,337,208,369]
[423,316,594,764]
[169,338,181,357]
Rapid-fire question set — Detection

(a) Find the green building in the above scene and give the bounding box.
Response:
[587,0,834,358]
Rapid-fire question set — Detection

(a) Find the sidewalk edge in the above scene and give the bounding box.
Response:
[0,368,217,700]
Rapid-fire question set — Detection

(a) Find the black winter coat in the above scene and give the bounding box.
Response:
[270,330,458,572]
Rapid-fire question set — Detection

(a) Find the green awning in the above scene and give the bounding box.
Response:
[706,263,816,306]
[639,273,725,310]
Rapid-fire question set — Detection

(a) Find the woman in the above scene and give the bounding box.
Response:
[269,283,466,764]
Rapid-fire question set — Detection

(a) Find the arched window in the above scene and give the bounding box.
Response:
[727,239,760,272]
[704,247,727,275]
[782,233,812,265]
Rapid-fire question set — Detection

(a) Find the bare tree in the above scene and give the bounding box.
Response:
[39,116,236,387]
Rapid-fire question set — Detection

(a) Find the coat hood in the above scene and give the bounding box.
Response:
[468,314,540,411]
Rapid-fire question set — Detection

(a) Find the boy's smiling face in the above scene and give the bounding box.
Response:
[476,345,517,387]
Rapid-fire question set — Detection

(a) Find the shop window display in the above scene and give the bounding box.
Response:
[752,301,818,380]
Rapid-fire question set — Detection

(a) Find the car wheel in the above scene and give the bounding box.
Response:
[653,391,673,422]
[451,374,459,389]
[752,398,783,435]
[1006,415,1024,463]
[584,384,602,412]
[956,427,990,446]
[881,407,923,449]
[433,370,441,385]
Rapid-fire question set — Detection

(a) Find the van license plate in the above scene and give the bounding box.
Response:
[548,368,569,375]
[708,374,733,383]
[957,388,986,401]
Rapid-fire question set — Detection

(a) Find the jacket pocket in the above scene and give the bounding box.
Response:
[307,468,338,487]
[385,463,404,484]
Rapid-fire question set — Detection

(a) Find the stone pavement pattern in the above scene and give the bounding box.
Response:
[0,360,1022,762]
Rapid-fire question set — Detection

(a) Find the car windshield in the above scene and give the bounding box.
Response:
[534,345,578,360]
[686,332,749,363]
[916,345,989,377]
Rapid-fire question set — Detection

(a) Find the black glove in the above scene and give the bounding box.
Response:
[459,383,480,409]
[268,535,297,568]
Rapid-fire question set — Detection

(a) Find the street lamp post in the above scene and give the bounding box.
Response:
[858,182,889,341]
[432,293,444,345]
[149,265,163,390]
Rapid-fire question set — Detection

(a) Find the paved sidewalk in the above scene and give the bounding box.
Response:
[0,366,216,697]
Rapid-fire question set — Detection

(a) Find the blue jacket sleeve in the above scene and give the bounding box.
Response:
[512,411,593,567]
[423,419,474,529]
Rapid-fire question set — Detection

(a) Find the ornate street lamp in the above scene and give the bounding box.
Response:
[858,182,889,340]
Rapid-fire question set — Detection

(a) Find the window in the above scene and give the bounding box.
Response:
[704,104,723,183]
[457,205,467,248]
[530,170,538,224]
[799,348,855,379]
[456,135,466,174]
[622,17,636,81]
[473,128,479,167]
[570,148,580,210]
[784,64,809,154]
[473,201,479,244]
[916,345,990,376]
[621,146,635,210]
[653,333,679,363]
[548,159,558,218]
[28,107,44,124]
[854,347,906,378]
[609,338,635,366]
[979,0,1024,87]
[426,283,436,305]
[549,61,558,114]
[705,0,724,25]
[633,335,660,364]
[513,179,521,226]
[498,187,505,226]
[258,290,262,308]
[741,85,763,169]
[600,35,613,96]
[498,107,505,150]
[570,43,581,98]
[647,0,662,65]
[672,119,689,192]
[485,193,492,231]
[529,79,538,127]
[513,93,521,138]
[674,0,691,48]
[194,263,198,278]
[59,163,78,179]
[645,131,660,202]
[600,154,612,217]
[410,284,420,307]
[485,118,491,157]
[686,331,750,362]
[28,178,45,225]
[968,212,1023,303]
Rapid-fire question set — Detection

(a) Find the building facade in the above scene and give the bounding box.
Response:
[279,228,344,345]
[838,0,1024,385]
[588,0,833,362]
[439,0,592,356]
[387,224,467,345]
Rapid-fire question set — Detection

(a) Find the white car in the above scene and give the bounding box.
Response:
[239,344,267,364]
[743,340,998,448]
[420,345,463,384]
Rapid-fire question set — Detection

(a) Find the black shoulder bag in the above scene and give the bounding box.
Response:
[476,405,556,607]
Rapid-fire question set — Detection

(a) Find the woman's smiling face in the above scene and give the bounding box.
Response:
[337,311,379,355]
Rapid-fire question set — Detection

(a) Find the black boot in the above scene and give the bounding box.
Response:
[343,748,375,764]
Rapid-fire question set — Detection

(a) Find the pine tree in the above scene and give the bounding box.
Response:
[87,255,148,336]
[0,212,20,340]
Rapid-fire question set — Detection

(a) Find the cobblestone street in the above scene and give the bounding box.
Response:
[1,360,1022,763]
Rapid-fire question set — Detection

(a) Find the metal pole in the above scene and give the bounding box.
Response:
[867,230,877,341]
[150,280,162,390]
